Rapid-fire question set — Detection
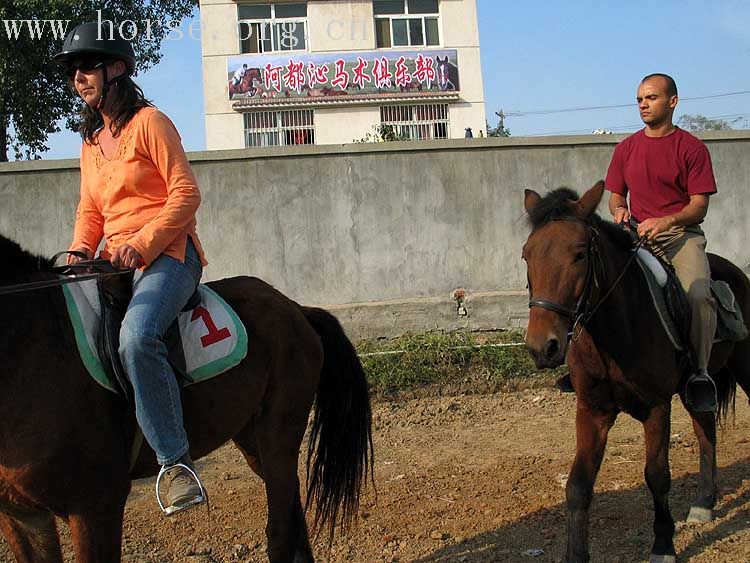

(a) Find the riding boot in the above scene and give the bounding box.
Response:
[685,368,718,413]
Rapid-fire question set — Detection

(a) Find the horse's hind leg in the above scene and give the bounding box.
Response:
[234,422,314,563]
[0,508,62,563]
[678,389,718,523]
[643,404,676,563]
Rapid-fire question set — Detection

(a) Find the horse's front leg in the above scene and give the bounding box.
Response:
[0,507,63,563]
[643,403,676,563]
[565,403,616,563]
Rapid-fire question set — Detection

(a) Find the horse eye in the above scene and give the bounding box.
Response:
[574,251,586,262]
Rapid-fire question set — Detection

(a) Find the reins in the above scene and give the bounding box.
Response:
[528,217,646,341]
[0,252,134,296]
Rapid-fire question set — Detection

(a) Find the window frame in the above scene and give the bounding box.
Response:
[379,103,450,141]
[238,2,309,55]
[374,0,441,49]
[243,108,316,148]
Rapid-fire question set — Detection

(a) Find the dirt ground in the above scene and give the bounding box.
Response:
[3,384,750,563]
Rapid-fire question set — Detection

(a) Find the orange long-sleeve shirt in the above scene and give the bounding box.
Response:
[71,107,207,269]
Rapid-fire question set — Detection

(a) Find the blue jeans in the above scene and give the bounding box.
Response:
[119,238,202,466]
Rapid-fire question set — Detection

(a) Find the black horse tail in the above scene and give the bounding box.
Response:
[715,366,737,424]
[302,307,374,541]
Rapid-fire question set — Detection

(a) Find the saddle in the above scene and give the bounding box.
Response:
[97,270,200,401]
[635,246,748,361]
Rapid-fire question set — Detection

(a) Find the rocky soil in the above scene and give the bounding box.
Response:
[3,386,750,562]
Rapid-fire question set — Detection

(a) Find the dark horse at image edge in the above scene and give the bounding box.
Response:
[523,182,750,563]
[0,232,373,563]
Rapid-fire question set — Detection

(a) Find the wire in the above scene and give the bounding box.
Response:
[506,90,750,116]
[523,113,750,137]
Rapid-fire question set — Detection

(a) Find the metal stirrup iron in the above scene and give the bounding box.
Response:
[155,462,207,516]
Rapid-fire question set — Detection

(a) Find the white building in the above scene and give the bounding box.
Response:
[199,0,486,148]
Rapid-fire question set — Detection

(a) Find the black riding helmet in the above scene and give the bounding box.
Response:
[53,21,135,73]
[53,21,136,108]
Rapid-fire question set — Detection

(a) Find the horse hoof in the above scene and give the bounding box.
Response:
[687,506,713,523]
[650,555,676,563]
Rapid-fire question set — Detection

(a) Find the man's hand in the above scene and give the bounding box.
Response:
[613,205,631,225]
[67,247,93,265]
[111,244,143,269]
[637,216,675,240]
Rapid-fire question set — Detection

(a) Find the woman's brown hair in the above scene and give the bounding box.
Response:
[75,72,154,144]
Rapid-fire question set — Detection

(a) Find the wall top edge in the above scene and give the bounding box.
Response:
[2,130,748,172]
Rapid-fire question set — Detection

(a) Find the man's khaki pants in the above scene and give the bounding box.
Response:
[649,225,716,371]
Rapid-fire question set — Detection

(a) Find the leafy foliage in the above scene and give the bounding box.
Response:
[0,1,196,161]
[353,123,411,143]
[486,118,510,137]
[678,113,739,132]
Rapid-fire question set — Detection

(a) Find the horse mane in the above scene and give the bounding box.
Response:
[528,187,633,251]
[0,232,52,283]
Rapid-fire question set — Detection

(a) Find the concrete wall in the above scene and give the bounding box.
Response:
[1,131,748,338]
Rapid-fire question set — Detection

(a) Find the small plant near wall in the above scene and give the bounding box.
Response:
[354,124,411,143]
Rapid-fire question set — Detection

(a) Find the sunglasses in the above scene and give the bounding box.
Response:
[65,58,106,78]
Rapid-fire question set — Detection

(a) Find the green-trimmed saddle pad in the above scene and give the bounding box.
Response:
[62,279,248,393]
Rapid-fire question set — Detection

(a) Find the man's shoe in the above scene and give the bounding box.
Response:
[157,457,206,516]
[685,369,718,413]
[555,373,575,393]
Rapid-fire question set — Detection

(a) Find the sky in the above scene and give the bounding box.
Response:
[39,0,750,160]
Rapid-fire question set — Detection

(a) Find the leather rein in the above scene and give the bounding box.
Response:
[0,251,133,297]
[528,217,645,341]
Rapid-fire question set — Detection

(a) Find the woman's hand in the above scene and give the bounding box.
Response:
[111,244,144,269]
[67,247,93,265]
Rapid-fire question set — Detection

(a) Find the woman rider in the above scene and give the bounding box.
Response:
[53,21,208,515]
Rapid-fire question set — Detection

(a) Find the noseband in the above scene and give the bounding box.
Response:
[528,216,645,341]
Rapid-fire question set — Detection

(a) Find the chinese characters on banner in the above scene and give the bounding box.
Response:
[227,49,459,100]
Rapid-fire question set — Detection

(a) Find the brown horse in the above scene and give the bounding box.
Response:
[522,182,750,563]
[0,232,373,563]
[228,67,261,99]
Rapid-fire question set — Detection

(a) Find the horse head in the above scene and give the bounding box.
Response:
[521,181,604,367]
[436,56,453,91]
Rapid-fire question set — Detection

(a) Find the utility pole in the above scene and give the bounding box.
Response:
[493,109,520,137]
[495,110,506,132]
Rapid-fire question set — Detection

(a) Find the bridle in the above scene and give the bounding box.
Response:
[0,252,133,297]
[527,216,645,341]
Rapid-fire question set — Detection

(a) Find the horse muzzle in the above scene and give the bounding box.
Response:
[526,334,567,369]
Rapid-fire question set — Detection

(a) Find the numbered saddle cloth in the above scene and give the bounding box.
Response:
[62,279,248,393]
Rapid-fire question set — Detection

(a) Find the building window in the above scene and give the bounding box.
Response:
[238,3,307,54]
[380,103,449,140]
[244,109,315,147]
[374,0,439,48]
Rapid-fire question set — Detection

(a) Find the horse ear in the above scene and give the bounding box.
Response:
[574,180,605,219]
[524,189,542,214]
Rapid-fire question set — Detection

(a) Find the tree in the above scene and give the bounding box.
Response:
[0,1,196,161]
[678,114,737,132]
[486,118,510,138]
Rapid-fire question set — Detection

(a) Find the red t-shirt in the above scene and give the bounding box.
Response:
[605,127,717,222]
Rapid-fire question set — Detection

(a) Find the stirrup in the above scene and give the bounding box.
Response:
[156,462,207,516]
[685,372,718,413]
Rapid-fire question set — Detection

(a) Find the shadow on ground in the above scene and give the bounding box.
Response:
[415,458,750,563]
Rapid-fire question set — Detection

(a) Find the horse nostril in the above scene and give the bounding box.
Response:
[544,338,560,361]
